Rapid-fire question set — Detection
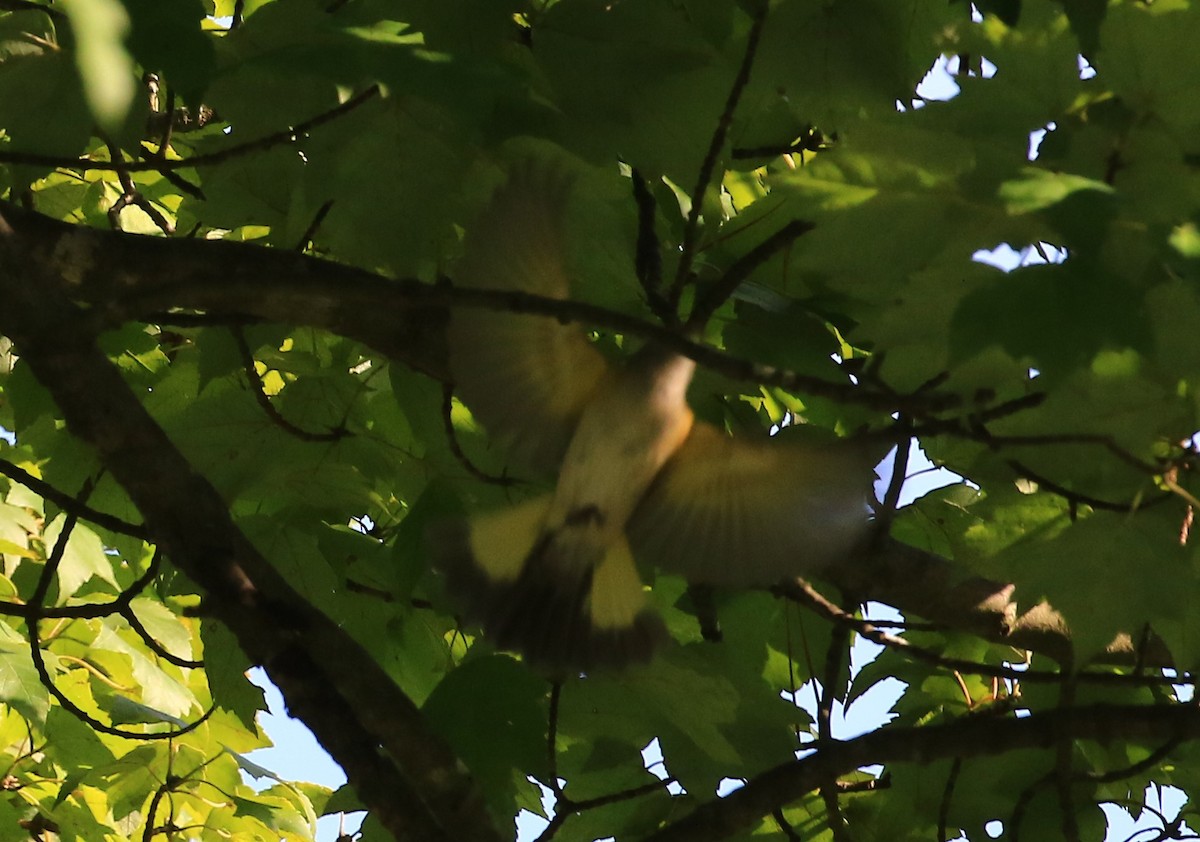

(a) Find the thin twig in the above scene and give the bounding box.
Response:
[819,616,853,842]
[0,548,163,621]
[136,84,206,201]
[1006,459,1172,513]
[566,777,676,812]
[775,578,1188,688]
[102,137,174,235]
[645,704,1200,842]
[0,458,150,539]
[630,169,671,324]
[938,758,962,841]
[295,200,335,252]
[121,605,203,669]
[871,431,911,554]
[686,219,815,329]
[535,681,673,840]
[971,391,1046,423]
[1009,772,1051,842]
[232,327,350,442]
[547,682,563,796]
[772,807,803,840]
[29,479,94,606]
[977,429,1161,475]
[26,495,214,740]
[142,777,176,842]
[1083,737,1180,784]
[0,86,382,174]
[29,623,213,742]
[156,87,175,155]
[396,283,940,413]
[1055,673,1081,842]
[669,4,769,308]
[0,196,959,414]
[441,385,515,486]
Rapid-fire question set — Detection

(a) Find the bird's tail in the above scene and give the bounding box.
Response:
[432,495,665,671]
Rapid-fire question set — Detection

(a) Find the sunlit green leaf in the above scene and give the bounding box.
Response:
[60,0,137,131]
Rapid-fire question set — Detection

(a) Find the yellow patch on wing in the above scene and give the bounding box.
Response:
[467,495,552,583]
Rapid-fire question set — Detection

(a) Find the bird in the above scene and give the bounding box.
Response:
[433,156,874,672]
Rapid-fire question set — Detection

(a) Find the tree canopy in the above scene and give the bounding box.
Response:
[2,1,1200,840]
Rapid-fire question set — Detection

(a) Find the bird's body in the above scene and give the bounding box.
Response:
[551,348,696,540]
[434,158,874,671]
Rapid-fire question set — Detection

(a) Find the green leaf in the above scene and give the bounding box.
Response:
[0,50,93,178]
[122,0,215,102]
[1000,508,1192,661]
[60,0,137,131]
[323,783,366,816]
[93,618,198,717]
[43,517,119,600]
[1101,1,1200,130]
[753,0,959,127]
[998,169,1114,217]
[950,262,1150,377]
[200,621,265,731]
[0,626,50,726]
[536,0,732,179]
[422,655,549,818]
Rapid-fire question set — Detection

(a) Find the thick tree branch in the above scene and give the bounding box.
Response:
[0,212,500,842]
[0,198,954,414]
[644,703,1200,842]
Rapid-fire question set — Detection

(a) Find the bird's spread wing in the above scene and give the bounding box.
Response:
[627,422,875,586]
[449,161,609,472]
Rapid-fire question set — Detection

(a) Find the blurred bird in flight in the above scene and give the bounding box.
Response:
[434,157,874,672]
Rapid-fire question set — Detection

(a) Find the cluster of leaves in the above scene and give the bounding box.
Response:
[0,481,335,839]
[1,0,1200,841]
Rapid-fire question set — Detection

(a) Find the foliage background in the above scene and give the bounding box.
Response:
[2,0,1200,840]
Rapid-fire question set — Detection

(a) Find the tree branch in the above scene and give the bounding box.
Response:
[644,703,1200,842]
